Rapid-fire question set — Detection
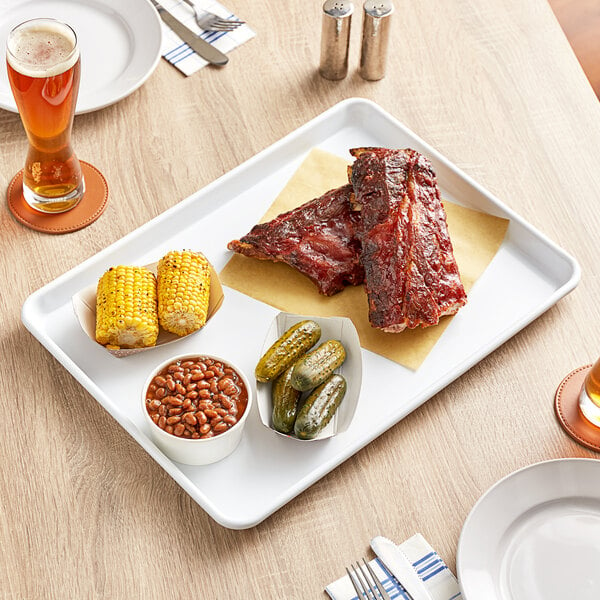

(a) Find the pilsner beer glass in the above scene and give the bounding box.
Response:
[6,18,84,213]
[579,357,600,427]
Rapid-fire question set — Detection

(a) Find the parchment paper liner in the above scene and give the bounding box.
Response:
[220,148,509,370]
[72,258,224,358]
[256,313,362,441]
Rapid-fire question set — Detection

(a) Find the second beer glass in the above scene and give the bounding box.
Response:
[6,18,85,213]
[579,357,600,427]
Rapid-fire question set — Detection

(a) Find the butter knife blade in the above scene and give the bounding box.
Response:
[370,536,434,600]
[150,0,228,66]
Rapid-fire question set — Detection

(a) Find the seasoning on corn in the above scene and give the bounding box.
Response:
[157,250,211,337]
[95,266,159,349]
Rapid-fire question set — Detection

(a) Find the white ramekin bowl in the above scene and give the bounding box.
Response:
[141,353,252,465]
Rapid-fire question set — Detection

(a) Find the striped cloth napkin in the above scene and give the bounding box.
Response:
[325,534,462,600]
[158,0,255,76]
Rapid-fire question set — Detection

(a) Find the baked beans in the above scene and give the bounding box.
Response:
[146,357,248,439]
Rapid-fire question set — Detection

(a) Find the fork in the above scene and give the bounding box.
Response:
[180,0,245,31]
[346,559,392,600]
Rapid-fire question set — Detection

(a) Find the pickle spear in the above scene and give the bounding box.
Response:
[255,319,321,383]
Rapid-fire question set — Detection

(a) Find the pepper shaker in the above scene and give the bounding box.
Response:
[359,0,394,81]
[319,0,354,80]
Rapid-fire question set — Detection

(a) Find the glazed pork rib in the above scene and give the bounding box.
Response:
[227,184,364,296]
[349,147,467,332]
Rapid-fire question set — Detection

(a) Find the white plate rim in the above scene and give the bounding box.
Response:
[456,457,600,600]
[0,0,162,114]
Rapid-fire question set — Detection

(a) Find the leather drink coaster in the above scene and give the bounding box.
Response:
[554,364,600,452]
[7,161,108,234]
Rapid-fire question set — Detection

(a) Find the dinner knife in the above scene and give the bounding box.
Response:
[371,536,434,600]
[149,0,229,66]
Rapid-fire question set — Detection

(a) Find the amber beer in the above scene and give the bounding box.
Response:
[6,19,84,213]
[579,357,600,427]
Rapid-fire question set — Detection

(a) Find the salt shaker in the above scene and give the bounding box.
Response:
[319,0,354,80]
[359,0,394,81]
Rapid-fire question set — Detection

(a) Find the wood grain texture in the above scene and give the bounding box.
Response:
[1,0,600,597]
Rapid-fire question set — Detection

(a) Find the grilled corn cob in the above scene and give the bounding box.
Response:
[95,266,159,349]
[157,250,211,336]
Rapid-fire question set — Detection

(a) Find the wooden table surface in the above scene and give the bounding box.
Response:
[1,1,600,597]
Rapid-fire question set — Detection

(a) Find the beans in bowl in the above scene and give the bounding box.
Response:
[145,356,248,439]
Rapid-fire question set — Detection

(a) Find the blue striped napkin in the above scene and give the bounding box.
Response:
[325,534,462,600]
[158,0,255,76]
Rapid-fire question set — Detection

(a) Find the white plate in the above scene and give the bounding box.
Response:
[457,459,600,600]
[21,98,580,529]
[0,0,162,114]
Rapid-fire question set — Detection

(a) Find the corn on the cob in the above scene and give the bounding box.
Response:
[95,266,159,349]
[157,250,211,336]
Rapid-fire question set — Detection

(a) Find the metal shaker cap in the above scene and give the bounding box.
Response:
[360,0,394,81]
[323,0,354,17]
[319,1,354,80]
[364,0,394,18]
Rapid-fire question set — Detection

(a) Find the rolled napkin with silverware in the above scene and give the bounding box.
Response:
[325,534,462,600]
[151,0,255,75]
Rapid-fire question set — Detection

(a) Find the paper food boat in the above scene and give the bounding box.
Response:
[256,312,362,441]
[72,258,224,358]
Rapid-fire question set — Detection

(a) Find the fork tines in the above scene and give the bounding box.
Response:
[346,559,391,600]
[202,16,245,31]
[181,0,245,32]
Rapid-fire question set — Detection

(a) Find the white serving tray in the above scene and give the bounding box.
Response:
[21,98,580,529]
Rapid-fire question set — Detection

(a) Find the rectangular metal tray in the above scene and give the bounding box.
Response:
[21,98,580,529]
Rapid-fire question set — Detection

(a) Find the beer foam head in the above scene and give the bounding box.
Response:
[6,18,79,78]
